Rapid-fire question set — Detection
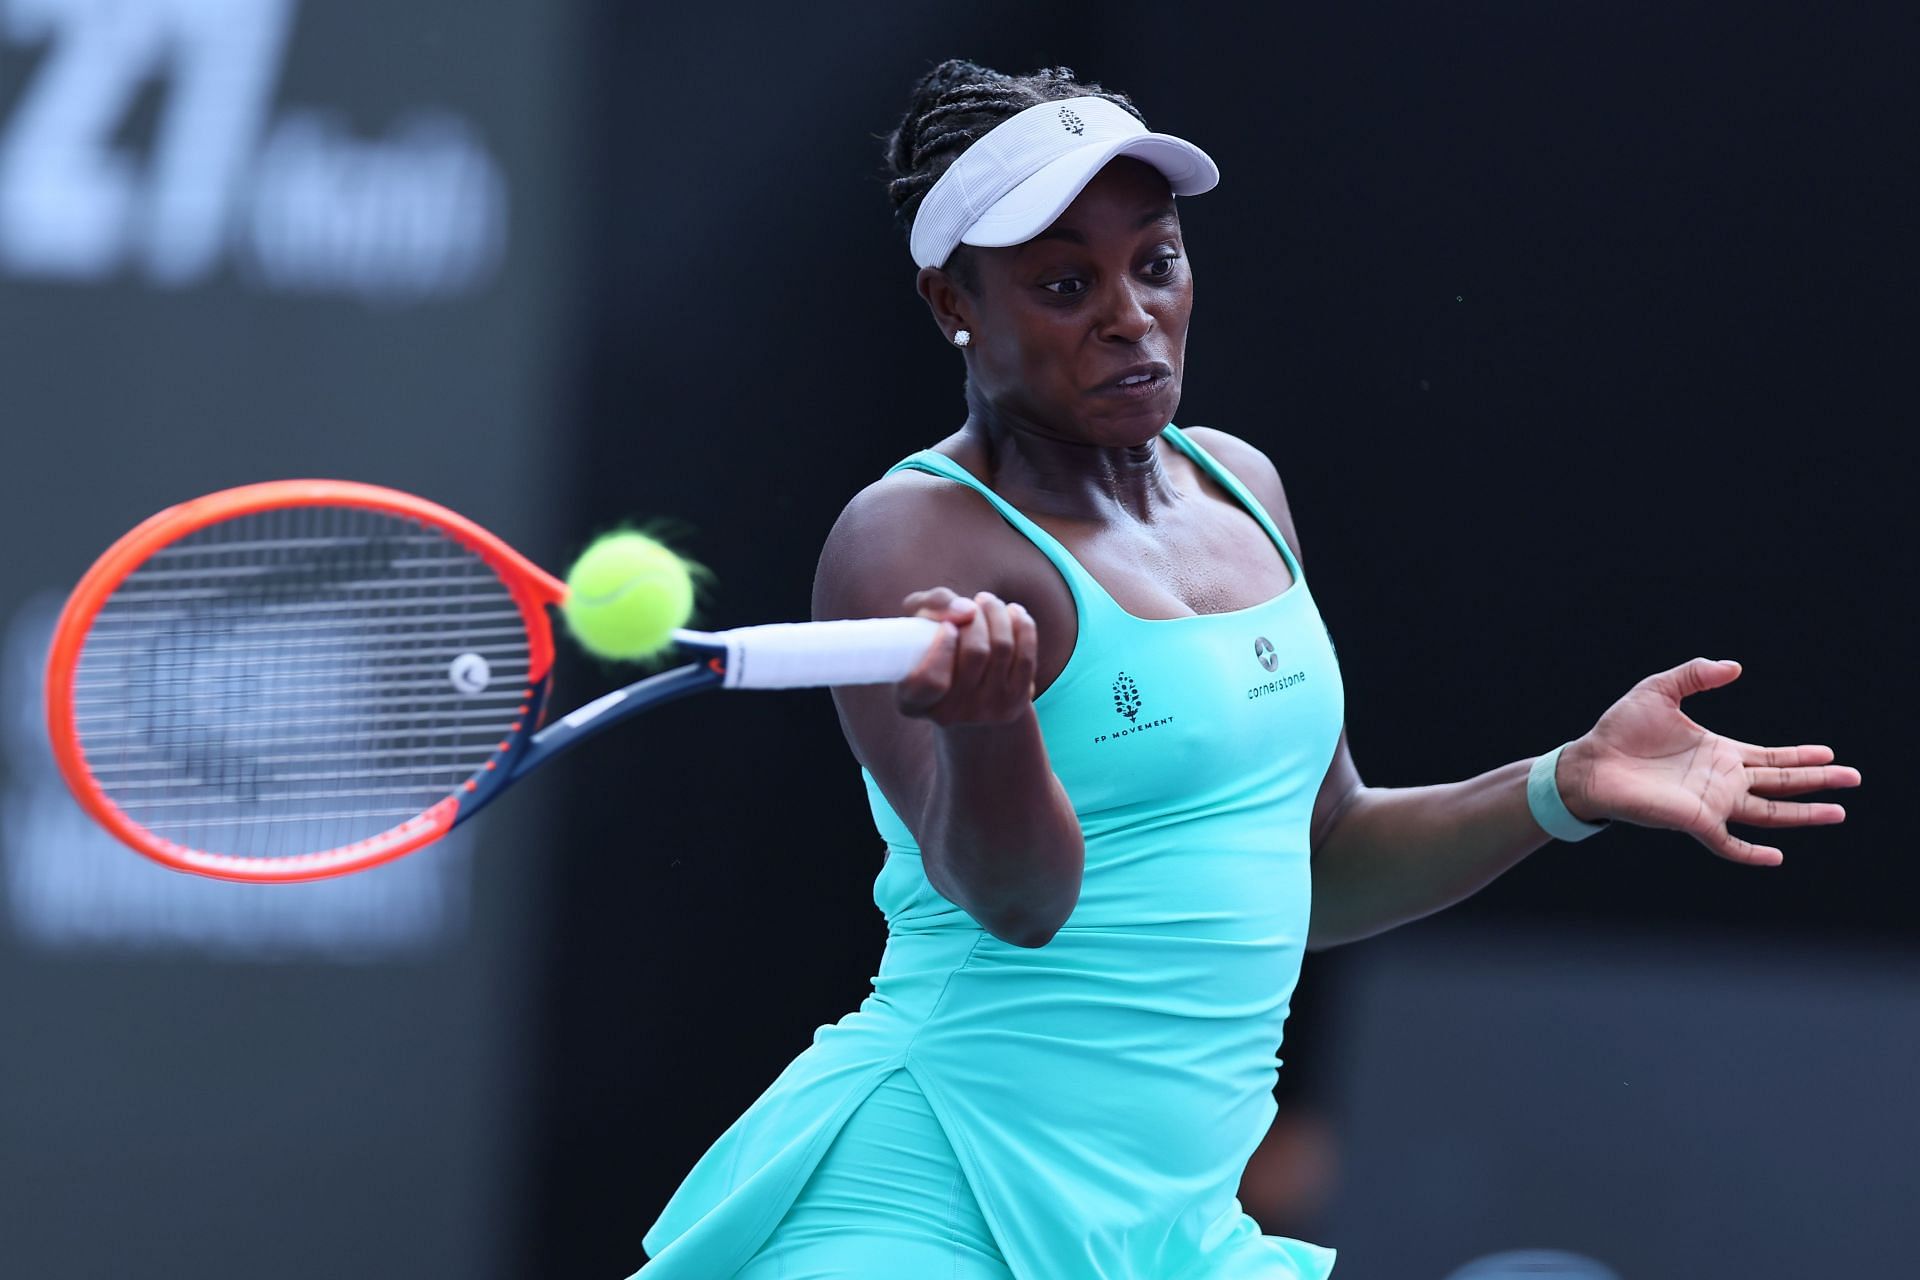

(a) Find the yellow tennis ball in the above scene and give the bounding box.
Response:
[562,531,695,661]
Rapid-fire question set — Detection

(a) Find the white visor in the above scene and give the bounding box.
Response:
[908,96,1219,271]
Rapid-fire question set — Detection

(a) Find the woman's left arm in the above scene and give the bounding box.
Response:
[1305,659,1861,948]
[1176,428,1862,950]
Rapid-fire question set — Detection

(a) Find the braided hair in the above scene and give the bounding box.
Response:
[882,60,1146,292]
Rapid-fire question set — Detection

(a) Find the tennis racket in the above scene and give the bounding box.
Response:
[45,479,939,882]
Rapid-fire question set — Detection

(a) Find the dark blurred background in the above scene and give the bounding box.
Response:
[0,3,1911,1278]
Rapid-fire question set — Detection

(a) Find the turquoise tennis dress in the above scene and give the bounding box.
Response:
[639,425,1344,1277]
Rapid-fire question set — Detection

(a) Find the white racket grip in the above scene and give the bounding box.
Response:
[685,618,945,690]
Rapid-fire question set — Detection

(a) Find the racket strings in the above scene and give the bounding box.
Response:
[71,504,531,860]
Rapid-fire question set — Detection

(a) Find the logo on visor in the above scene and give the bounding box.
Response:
[1058,105,1085,136]
[1254,637,1279,672]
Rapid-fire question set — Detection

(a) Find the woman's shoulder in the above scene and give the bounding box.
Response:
[812,452,1042,619]
[1176,425,1305,562]
[1177,426,1285,495]
[828,457,1005,546]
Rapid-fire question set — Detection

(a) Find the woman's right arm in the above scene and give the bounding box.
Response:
[812,479,1084,947]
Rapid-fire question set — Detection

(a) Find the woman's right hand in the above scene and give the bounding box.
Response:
[895,587,1038,727]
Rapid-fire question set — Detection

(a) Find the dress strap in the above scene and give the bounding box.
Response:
[884,451,1113,619]
[1159,425,1304,583]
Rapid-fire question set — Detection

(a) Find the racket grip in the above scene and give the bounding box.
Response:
[680,618,945,689]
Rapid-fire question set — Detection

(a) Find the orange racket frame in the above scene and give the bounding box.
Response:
[45,480,566,881]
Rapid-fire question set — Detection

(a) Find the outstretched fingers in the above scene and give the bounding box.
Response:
[1704,758,1853,865]
[1646,656,1742,701]
[1635,658,1860,866]
[1730,790,1848,828]
[1727,739,1836,768]
[1745,761,1862,798]
[1704,824,1785,867]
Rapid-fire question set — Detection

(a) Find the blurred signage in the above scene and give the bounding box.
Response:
[0,0,506,303]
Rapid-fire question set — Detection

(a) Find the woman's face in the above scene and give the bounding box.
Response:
[927,157,1193,447]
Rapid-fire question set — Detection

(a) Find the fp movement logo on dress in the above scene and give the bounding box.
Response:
[1094,672,1174,743]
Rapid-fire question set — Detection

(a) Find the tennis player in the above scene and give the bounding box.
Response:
[634,61,1858,1278]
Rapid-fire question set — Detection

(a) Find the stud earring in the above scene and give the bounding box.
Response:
[953,329,972,347]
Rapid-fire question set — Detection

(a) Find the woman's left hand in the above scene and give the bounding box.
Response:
[1555,657,1861,866]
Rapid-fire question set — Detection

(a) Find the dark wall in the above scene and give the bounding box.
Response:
[1322,921,1920,1278]
[533,4,1912,1276]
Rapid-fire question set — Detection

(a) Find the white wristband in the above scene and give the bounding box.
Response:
[1528,743,1611,842]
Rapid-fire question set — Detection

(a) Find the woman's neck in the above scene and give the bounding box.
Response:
[955,390,1179,525]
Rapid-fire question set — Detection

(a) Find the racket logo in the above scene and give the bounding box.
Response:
[449,652,492,695]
